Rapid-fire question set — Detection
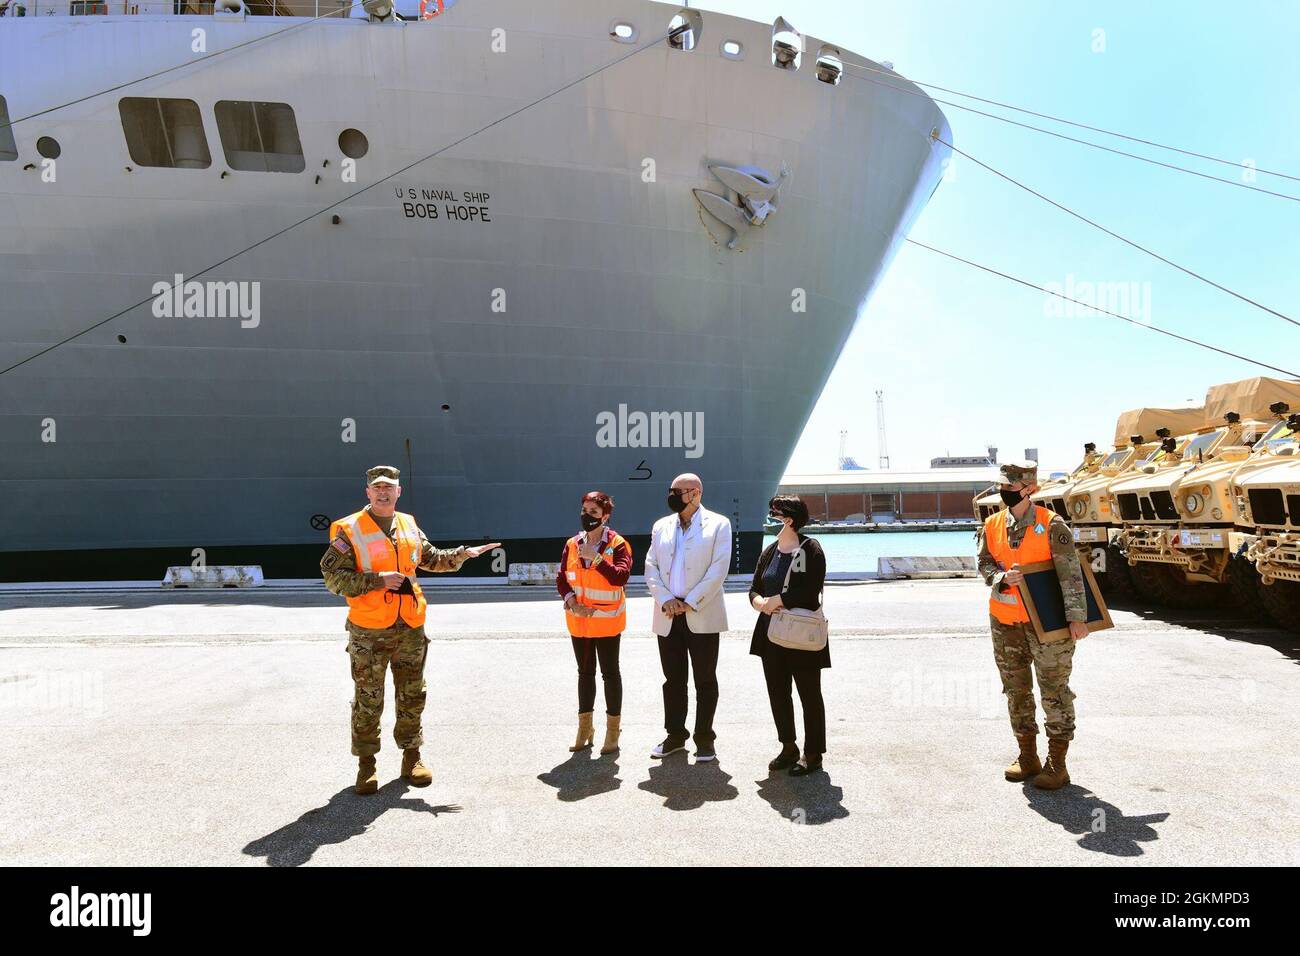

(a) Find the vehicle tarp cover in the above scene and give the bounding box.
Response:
[1203,377,1300,425]
[1113,405,1206,446]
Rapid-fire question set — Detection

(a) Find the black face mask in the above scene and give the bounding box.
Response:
[580,513,602,531]
[667,491,689,513]
[999,488,1024,507]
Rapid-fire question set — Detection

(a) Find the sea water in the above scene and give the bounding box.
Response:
[762,530,977,574]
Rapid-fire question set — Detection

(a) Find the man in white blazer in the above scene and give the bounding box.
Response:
[643,473,733,761]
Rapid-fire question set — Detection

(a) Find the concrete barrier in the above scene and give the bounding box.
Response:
[878,556,977,579]
[162,566,264,588]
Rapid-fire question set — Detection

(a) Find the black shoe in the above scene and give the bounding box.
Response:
[789,755,823,777]
[768,743,800,771]
[651,736,688,759]
[694,743,717,763]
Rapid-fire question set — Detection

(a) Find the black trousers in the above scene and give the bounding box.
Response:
[761,654,826,756]
[657,614,720,744]
[571,635,622,716]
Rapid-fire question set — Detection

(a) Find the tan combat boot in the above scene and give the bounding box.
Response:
[1033,739,1070,790]
[570,711,594,752]
[600,715,621,754]
[356,755,378,795]
[1004,734,1042,781]
[401,748,433,787]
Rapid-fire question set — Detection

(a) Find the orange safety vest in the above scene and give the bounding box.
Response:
[330,508,427,630]
[984,505,1053,625]
[563,530,629,638]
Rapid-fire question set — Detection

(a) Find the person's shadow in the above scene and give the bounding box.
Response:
[1023,783,1169,856]
[537,751,622,802]
[242,781,461,867]
[637,753,739,811]
[754,769,849,826]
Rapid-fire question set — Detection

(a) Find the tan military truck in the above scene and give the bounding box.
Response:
[1228,400,1300,633]
[1065,405,1203,599]
[1154,378,1300,622]
[1031,442,1105,520]
[1107,414,1237,607]
[972,486,1002,523]
[971,443,1102,525]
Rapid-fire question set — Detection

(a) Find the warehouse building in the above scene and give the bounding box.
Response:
[777,467,999,522]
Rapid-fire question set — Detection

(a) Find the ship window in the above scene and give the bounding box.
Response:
[215,100,305,173]
[668,9,701,51]
[0,96,16,162]
[37,136,61,159]
[69,2,109,14]
[338,128,368,159]
[119,98,212,169]
[720,39,743,59]
[609,21,637,43]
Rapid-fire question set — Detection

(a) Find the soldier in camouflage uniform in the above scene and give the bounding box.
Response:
[322,465,499,794]
[977,460,1088,790]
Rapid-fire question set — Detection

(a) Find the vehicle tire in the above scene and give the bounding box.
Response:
[1226,556,1271,624]
[1257,577,1300,634]
[1128,560,1173,606]
[1096,544,1136,602]
[1166,572,1230,611]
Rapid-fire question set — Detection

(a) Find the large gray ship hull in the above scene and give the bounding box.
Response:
[0,1,949,581]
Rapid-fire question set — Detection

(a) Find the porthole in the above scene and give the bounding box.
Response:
[772,16,801,71]
[815,45,843,85]
[720,39,743,59]
[609,21,637,43]
[37,136,61,159]
[668,9,702,51]
[338,128,368,159]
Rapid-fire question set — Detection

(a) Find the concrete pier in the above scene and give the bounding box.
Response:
[1,579,1296,866]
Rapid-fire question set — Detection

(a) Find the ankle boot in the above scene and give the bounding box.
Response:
[1033,739,1070,790]
[600,714,621,754]
[1004,734,1042,781]
[401,748,432,787]
[356,755,378,795]
[570,711,594,752]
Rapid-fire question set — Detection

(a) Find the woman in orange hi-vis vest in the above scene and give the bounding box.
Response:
[556,491,633,754]
[977,460,1089,792]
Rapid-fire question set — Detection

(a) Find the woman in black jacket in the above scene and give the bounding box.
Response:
[750,494,829,775]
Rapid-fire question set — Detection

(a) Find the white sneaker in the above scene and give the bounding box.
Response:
[651,737,688,758]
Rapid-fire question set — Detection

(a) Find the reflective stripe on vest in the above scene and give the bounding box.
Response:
[330,509,427,629]
[564,531,628,638]
[984,505,1053,625]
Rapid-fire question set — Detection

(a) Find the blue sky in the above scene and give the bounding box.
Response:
[699,0,1300,474]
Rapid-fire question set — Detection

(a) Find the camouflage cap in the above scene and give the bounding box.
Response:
[998,459,1038,485]
[366,465,400,486]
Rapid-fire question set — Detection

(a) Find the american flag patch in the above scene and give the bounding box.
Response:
[330,537,350,553]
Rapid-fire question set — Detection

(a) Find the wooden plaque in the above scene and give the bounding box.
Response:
[1015,559,1113,642]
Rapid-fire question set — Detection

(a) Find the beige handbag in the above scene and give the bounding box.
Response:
[766,545,828,651]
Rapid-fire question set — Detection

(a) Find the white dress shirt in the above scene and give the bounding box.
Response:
[668,508,701,599]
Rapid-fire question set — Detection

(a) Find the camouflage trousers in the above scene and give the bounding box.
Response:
[990,616,1076,741]
[346,621,429,757]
